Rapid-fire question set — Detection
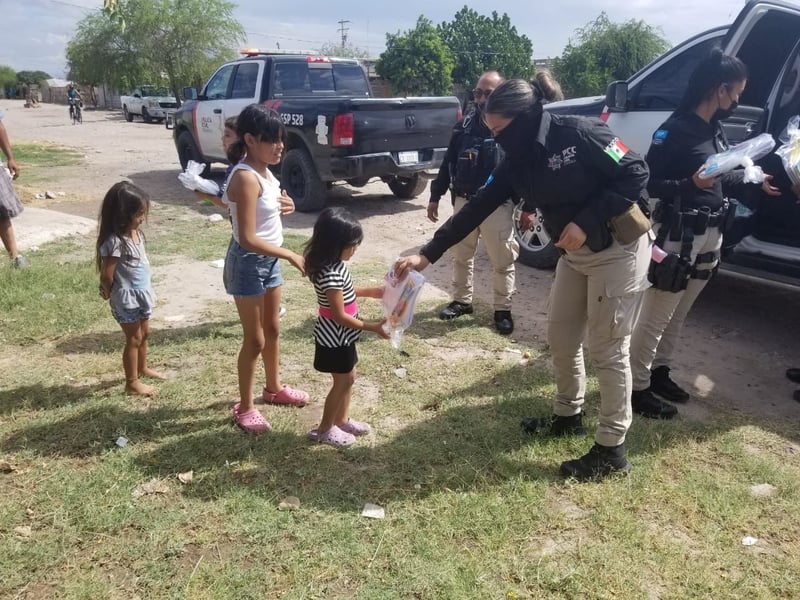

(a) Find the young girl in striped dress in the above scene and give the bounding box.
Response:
[304,207,388,448]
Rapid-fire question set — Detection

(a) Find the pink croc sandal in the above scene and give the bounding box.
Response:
[233,406,271,434]
[262,385,309,407]
[339,419,371,436]
[316,425,355,448]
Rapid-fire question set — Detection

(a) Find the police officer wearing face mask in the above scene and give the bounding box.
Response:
[427,71,519,335]
[396,74,653,480]
[630,49,781,420]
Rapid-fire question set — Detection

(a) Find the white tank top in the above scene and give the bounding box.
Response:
[224,163,283,247]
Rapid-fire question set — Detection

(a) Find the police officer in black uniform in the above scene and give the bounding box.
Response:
[396,76,653,480]
[630,49,781,419]
[428,70,518,335]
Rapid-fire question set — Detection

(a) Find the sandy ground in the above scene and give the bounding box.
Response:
[4,98,800,425]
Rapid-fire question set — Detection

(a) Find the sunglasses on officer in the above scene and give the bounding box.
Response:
[472,87,493,99]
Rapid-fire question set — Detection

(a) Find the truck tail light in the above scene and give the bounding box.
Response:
[332,113,354,147]
[600,109,610,123]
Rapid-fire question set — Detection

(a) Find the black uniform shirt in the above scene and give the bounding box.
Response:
[428,110,492,204]
[421,110,650,262]
[645,111,747,212]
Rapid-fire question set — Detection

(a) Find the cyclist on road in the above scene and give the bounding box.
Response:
[67,84,83,121]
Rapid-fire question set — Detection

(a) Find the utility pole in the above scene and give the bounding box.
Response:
[338,19,351,49]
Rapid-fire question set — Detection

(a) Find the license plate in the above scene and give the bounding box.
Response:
[398,151,419,165]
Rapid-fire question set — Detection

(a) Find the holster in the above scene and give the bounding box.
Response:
[608,203,652,244]
[647,253,693,292]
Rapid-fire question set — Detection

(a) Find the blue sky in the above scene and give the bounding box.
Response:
[1,0,749,78]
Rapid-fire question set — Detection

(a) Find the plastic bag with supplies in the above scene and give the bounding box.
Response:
[698,133,775,183]
[382,264,425,349]
[775,116,800,186]
[178,160,220,196]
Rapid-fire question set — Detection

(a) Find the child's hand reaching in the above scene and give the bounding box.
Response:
[364,319,391,339]
[279,189,295,215]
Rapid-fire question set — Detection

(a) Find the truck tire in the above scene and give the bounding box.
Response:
[281,148,326,212]
[142,107,152,124]
[513,202,560,269]
[123,105,133,122]
[387,174,427,199]
[177,131,210,176]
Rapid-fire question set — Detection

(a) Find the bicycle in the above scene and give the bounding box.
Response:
[69,99,83,125]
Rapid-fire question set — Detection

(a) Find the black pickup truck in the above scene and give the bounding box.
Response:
[172,51,461,211]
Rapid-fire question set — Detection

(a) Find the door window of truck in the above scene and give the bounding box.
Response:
[770,40,800,136]
[231,62,259,99]
[204,65,235,100]
[733,9,800,109]
[632,35,724,110]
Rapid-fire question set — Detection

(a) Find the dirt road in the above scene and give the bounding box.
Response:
[4,99,800,424]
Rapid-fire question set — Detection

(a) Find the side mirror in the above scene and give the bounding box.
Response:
[605,81,629,113]
[182,87,198,101]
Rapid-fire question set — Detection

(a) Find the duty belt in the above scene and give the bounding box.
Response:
[653,199,729,239]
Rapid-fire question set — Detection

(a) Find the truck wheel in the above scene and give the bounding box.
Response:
[123,105,133,122]
[177,131,210,176]
[142,107,152,124]
[387,174,426,199]
[281,148,326,212]
[513,202,560,269]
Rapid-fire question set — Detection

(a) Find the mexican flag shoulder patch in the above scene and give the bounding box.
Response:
[604,137,629,164]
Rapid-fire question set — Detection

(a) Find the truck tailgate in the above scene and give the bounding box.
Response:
[347,97,460,155]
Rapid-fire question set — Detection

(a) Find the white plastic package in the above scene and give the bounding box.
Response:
[698,133,775,183]
[178,160,220,196]
[382,265,425,349]
[775,116,800,186]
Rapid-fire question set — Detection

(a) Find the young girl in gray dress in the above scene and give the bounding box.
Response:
[96,181,165,396]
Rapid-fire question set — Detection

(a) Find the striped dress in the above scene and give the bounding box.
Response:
[313,260,360,348]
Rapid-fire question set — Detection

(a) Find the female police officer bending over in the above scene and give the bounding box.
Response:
[395,76,652,480]
[630,49,780,420]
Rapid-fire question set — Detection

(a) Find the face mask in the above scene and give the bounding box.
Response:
[493,105,543,160]
[713,101,738,121]
[713,86,739,121]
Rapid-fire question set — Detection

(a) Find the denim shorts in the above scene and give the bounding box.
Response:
[223,239,283,297]
[111,304,153,325]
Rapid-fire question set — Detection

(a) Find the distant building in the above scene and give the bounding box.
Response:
[533,58,555,72]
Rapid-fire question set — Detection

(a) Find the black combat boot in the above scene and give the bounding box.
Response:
[650,366,690,403]
[559,442,632,480]
[439,301,474,320]
[494,310,514,335]
[632,388,678,420]
[521,413,586,437]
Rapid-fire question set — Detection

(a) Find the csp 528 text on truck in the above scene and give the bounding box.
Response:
[172,51,461,212]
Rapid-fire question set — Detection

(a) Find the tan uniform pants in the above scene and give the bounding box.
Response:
[450,196,519,311]
[630,224,722,391]
[548,233,651,447]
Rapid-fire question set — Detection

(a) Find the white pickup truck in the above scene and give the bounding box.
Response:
[120,86,178,124]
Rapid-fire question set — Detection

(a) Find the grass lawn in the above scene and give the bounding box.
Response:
[8,143,84,188]
[1,203,800,599]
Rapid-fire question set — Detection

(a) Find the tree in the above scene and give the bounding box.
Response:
[438,7,533,87]
[376,16,454,96]
[0,65,16,89]
[317,42,370,60]
[67,0,245,105]
[16,71,52,85]
[552,13,670,98]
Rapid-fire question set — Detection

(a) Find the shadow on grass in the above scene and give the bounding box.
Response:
[53,319,241,355]
[0,380,121,415]
[0,351,738,512]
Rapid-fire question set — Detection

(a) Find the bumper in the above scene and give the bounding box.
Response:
[328,148,447,180]
[144,107,170,118]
